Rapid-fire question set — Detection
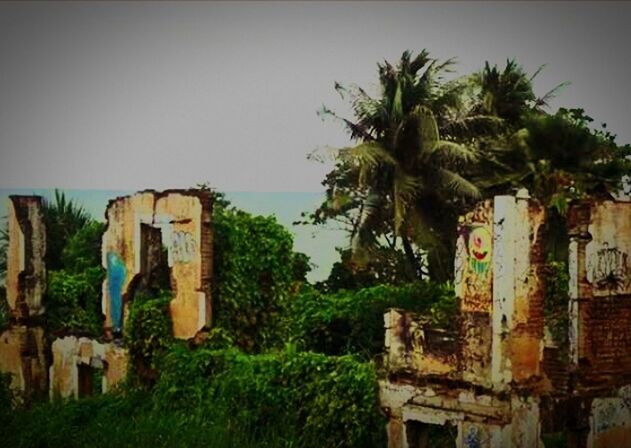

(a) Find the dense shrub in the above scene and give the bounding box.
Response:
[46,267,104,336]
[213,205,306,352]
[543,261,570,347]
[60,221,106,273]
[45,219,106,336]
[290,281,458,358]
[124,291,174,384]
[1,346,386,448]
[155,345,386,447]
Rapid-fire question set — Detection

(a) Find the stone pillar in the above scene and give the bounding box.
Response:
[0,196,47,401]
[6,196,46,319]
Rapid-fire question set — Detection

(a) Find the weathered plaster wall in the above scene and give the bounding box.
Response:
[568,199,631,390]
[0,326,47,400]
[49,336,128,399]
[384,309,459,378]
[0,196,47,400]
[453,191,546,390]
[380,381,542,447]
[587,386,631,448]
[101,190,213,339]
[455,199,494,387]
[6,196,46,318]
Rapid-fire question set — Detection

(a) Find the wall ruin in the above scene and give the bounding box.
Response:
[101,190,213,339]
[49,336,128,399]
[0,196,48,401]
[6,196,46,319]
[382,192,631,447]
[1,189,214,403]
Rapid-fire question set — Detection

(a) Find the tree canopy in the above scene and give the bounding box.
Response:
[306,50,631,284]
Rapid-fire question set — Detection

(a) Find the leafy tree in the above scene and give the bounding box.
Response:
[61,221,106,273]
[311,50,498,281]
[310,52,630,283]
[212,200,310,352]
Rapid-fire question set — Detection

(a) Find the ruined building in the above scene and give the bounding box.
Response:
[0,196,48,401]
[381,190,631,448]
[1,189,213,400]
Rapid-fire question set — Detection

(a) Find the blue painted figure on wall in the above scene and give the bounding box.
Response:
[107,252,126,334]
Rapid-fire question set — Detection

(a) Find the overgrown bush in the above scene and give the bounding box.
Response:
[1,346,386,448]
[60,221,106,273]
[46,267,104,336]
[213,205,306,352]
[45,219,106,336]
[125,291,174,385]
[290,281,458,358]
[543,260,570,347]
[155,345,386,447]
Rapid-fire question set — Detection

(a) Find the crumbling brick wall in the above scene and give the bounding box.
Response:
[568,199,631,391]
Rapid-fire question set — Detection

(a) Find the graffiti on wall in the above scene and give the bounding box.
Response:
[465,426,481,448]
[589,243,630,294]
[468,227,492,275]
[106,252,127,333]
[456,223,493,312]
[170,231,196,263]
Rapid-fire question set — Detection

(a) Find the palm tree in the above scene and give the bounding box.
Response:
[42,189,92,271]
[318,50,496,281]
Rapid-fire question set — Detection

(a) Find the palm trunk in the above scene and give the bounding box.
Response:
[401,235,423,280]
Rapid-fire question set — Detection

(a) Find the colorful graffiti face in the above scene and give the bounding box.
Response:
[468,227,492,275]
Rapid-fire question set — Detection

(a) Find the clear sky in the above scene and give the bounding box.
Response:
[1,1,630,280]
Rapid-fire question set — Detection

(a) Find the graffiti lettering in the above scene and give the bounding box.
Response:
[590,244,630,294]
[171,231,196,263]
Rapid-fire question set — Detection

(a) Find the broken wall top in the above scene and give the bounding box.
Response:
[386,190,547,391]
[101,189,213,339]
[6,196,46,319]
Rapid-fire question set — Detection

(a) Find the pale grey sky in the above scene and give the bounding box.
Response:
[1,1,630,192]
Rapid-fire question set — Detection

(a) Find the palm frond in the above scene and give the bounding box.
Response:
[436,168,481,199]
[336,142,397,168]
[407,105,440,154]
[431,141,478,166]
[393,169,421,235]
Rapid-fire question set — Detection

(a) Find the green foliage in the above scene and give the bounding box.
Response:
[317,247,419,293]
[42,189,92,271]
[61,221,106,273]
[213,205,304,352]
[291,281,457,358]
[155,346,386,447]
[541,431,568,448]
[314,50,492,282]
[0,348,388,448]
[46,267,104,336]
[201,327,235,350]
[125,291,174,382]
[543,261,570,347]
